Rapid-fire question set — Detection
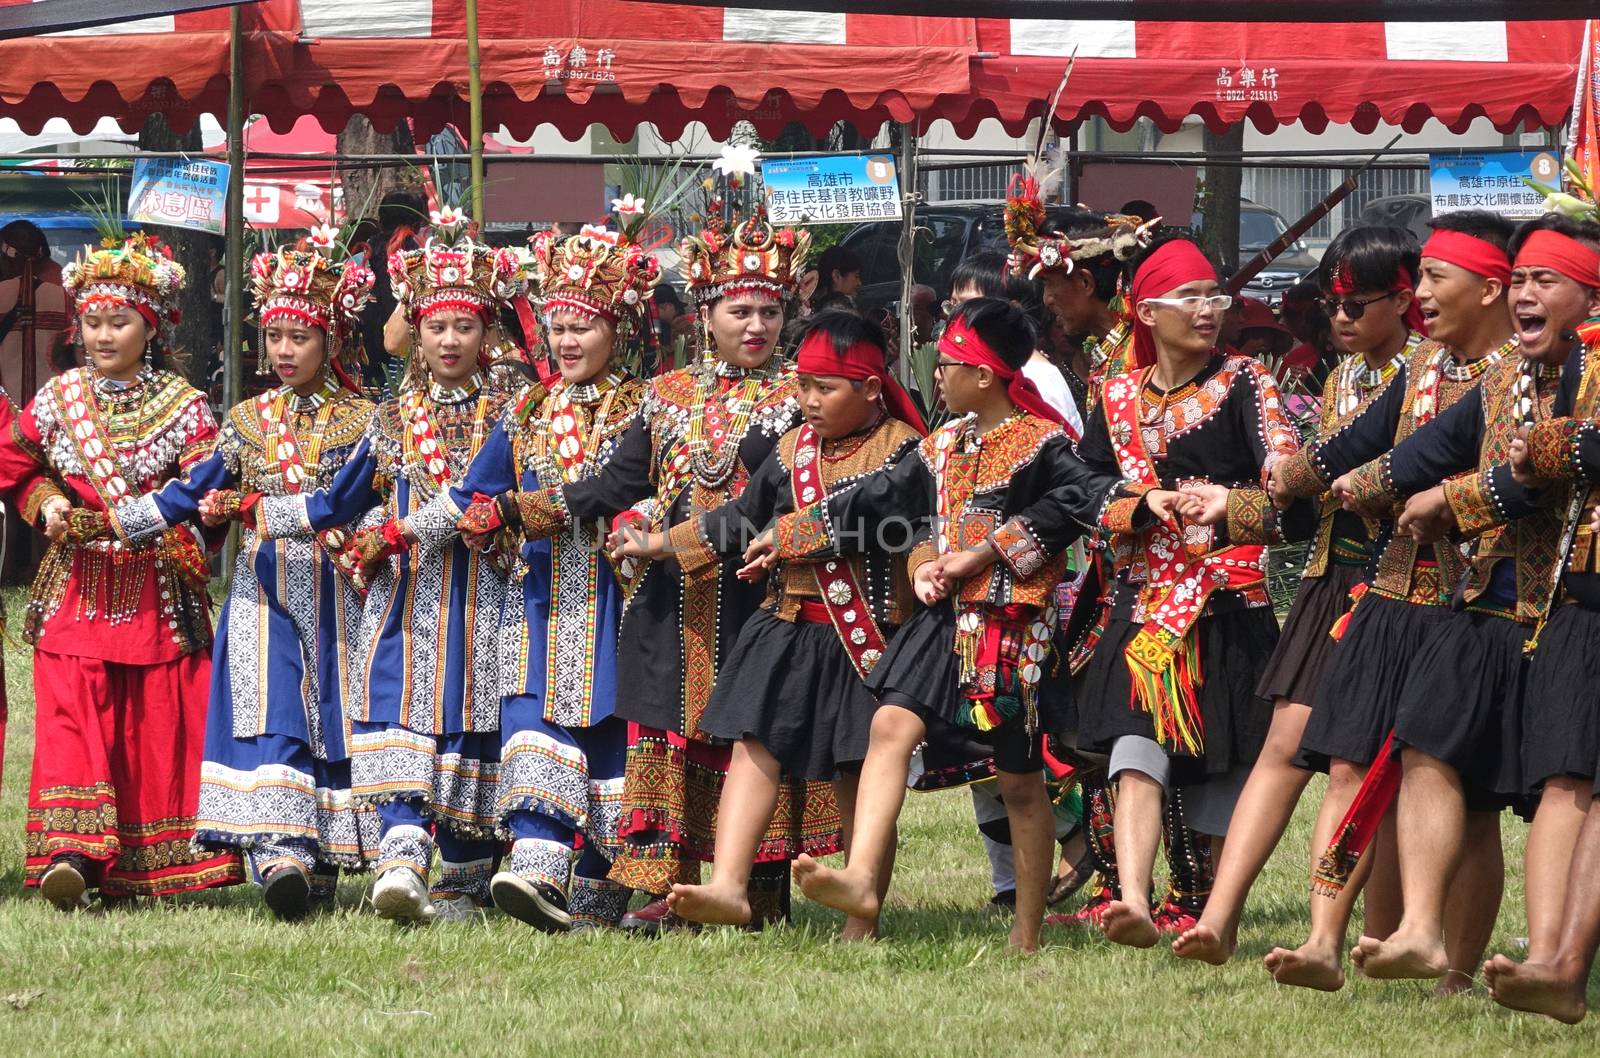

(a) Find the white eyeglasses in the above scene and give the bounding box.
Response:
[1142,294,1233,313]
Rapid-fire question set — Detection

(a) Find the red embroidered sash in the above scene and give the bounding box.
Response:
[791,423,889,679]
[258,389,367,594]
[1102,368,1266,753]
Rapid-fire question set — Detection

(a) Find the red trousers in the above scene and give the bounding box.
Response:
[24,649,242,897]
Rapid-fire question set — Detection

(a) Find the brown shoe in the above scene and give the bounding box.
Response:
[618,896,698,937]
[40,857,90,912]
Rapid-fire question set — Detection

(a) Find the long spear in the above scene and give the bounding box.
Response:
[1227,132,1405,295]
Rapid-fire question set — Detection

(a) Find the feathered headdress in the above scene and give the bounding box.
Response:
[249,224,375,384]
[530,222,662,344]
[389,205,528,325]
[680,203,810,305]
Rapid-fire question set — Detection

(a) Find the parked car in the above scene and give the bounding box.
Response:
[1358,193,1433,244]
[840,199,1317,313]
[1190,201,1320,307]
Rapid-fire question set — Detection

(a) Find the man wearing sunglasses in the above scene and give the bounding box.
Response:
[1265,211,1517,990]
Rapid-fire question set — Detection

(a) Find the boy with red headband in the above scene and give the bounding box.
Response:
[1173,224,1421,966]
[1069,234,1312,950]
[1339,215,1599,987]
[779,297,1157,951]
[1261,210,1517,990]
[610,310,924,935]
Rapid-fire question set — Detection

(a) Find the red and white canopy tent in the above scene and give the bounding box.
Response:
[0,3,1587,139]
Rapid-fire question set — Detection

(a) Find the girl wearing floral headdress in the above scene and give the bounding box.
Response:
[430,215,657,932]
[465,204,842,933]
[219,208,528,924]
[110,227,380,920]
[9,232,242,908]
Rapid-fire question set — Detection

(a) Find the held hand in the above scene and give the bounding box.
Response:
[1590,504,1600,535]
[608,525,667,563]
[1330,473,1358,512]
[1396,485,1455,543]
[42,496,71,542]
[1267,462,1293,511]
[733,528,777,582]
[1175,483,1230,527]
[913,560,949,606]
[1143,489,1185,529]
[1508,424,1549,489]
[936,547,989,583]
[198,488,233,527]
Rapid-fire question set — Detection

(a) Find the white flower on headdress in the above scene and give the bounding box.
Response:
[714,143,761,178]
[612,194,647,216]
[431,206,465,229]
[308,225,339,250]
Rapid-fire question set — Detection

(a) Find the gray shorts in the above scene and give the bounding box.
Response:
[1108,735,1250,837]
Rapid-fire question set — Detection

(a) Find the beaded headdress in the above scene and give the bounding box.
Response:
[680,204,810,305]
[530,222,661,344]
[249,225,375,379]
[389,205,527,325]
[62,232,185,335]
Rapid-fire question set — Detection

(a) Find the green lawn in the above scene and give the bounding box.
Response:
[0,590,1593,1057]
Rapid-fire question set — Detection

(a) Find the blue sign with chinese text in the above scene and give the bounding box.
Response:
[762,154,902,226]
[1428,151,1559,220]
[130,157,231,235]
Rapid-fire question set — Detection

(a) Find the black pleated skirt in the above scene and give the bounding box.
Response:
[1297,592,1452,771]
[1256,565,1368,704]
[1392,608,1529,804]
[698,608,880,781]
[1069,606,1280,781]
[1521,604,1600,790]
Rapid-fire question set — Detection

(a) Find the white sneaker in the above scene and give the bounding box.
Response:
[430,893,481,923]
[372,867,435,924]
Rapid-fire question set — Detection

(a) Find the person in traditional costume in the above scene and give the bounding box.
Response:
[463,204,839,934]
[1066,236,1313,950]
[1010,186,1223,933]
[1262,211,1517,990]
[1484,240,1600,1022]
[12,233,243,908]
[449,216,658,933]
[216,207,526,924]
[605,309,923,936]
[109,228,380,920]
[1342,216,1594,986]
[1172,225,1421,965]
[788,297,1150,952]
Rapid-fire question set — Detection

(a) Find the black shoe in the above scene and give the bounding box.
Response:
[989,889,1017,909]
[490,871,572,933]
[262,865,312,922]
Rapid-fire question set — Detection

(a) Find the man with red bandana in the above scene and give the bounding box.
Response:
[1261,211,1518,990]
[1068,235,1314,949]
[1336,215,1598,990]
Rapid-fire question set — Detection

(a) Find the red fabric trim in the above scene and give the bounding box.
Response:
[1513,229,1600,289]
[1422,229,1513,285]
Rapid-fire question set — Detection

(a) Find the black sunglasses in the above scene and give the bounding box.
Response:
[1322,291,1399,321]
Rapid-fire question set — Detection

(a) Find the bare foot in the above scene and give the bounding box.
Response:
[1264,943,1345,991]
[667,881,752,926]
[1433,969,1474,997]
[1172,920,1236,965]
[793,854,881,920]
[1484,954,1588,1024]
[1352,930,1448,980]
[1100,899,1160,948]
[1008,924,1041,954]
[838,915,880,943]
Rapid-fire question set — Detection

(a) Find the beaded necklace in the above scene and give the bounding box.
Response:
[1410,336,1517,424]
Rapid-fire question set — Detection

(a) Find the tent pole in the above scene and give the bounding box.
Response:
[466,0,485,225]
[896,122,918,384]
[223,4,246,572]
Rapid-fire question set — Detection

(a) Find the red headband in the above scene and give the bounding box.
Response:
[78,294,160,335]
[795,331,927,434]
[1332,261,1429,337]
[1130,240,1219,368]
[1513,229,1600,289]
[1421,229,1512,286]
[938,317,1065,426]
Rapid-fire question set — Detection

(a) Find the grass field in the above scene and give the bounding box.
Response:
[0,592,1594,1057]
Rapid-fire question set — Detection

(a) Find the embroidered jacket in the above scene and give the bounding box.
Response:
[509,363,800,739]
[1344,348,1577,624]
[434,373,646,729]
[282,381,515,734]
[673,415,922,630]
[116,384,374,752]
[1273,337,1504,606]
[1081,354,1312,620]
[1515,328,1600,604]
[11,366,216,661]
